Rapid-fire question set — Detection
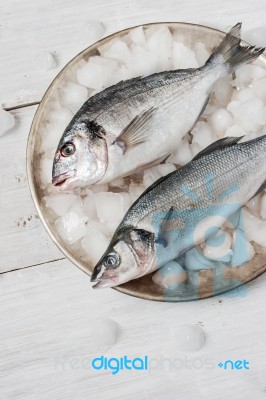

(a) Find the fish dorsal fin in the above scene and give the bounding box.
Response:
[113,107,157,154]
[192,136,244,161]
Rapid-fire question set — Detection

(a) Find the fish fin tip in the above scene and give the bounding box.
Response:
[192,136,244,161]
[249,181,266,200]
[206,22,264,72]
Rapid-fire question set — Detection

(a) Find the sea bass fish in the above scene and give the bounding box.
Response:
[52,24,264,190]
[90,135,266,288]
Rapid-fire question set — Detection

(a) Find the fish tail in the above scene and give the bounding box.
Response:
[206,23,265,73]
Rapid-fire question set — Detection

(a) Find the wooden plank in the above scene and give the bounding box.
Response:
[1,0,266,108]
[0,106,63,273]
[0,258,266,399]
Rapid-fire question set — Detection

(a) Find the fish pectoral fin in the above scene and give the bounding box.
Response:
[192,136,244,161]
[113,107,157,154]
[155,206,175,248]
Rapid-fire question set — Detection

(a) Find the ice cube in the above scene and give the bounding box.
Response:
[95,192,124,223]
[90,183,109,193]
[109,177,126,189]
[227,98,265,132]
[119,192,131,213]
[44,193,78,216]
[260,193,266,220]
[172,41,199,69]
[242,208,266,247]
[129,44,158,76]
[128,184,145,203]
[234,64,266,89]
[128,26,146,45]
[35,51,56,70]
[252,77,266,103]
[194,42,210,66]
[231,229,255,267]
[41,122,64,155]
[203,230,232,262]
[152,261,187,289]
[185,247,217,270]
[213,76,233,107]
[143,163,176,188]
[82,20,106,44]
[81,229,109,264]
[146,26,173,70]
[0,107,15,136]
[59,82,88,111]
[232,88,256,103]
[246,195,261,216]
[85,219,111,238]
[40,157,53,188]
[99,39,131,63]
[88,318,119,351]
[174,324,205,352]
[83,194,97,219]
[49,106,73,127]
[242,26,266,48]
[76,56,118,89]
[224,124,246,138]
[208,108,234,137]
[167,137,192,165]
[55,210,88,245]
[191,121,215,148]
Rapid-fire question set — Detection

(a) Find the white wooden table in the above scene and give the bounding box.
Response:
[1,1,266,399]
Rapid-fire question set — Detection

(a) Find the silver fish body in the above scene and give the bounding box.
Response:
[52,24,264,190]
[91,135,266,288]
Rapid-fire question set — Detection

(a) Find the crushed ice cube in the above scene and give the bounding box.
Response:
[81,229,109,264]
[55,210,88,245]
[35,51,56,70]
[88,317,119,351]
[152,261,187,289]
[208,108,234,137]
[192,121,215,148]
[260,193,266,220]
[174,324,205,352]
[95,192,124,223]
[77,56,118,89]
[99,39,131,63]
[82,20,106,44]
[242,208,266,247]
[59,82,88,112]
[44,193,78,216]
[143,163,176,188]
[167,137,192,165]
[172,41,199,69]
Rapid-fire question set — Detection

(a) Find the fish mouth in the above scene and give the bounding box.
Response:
[92,276,118,289]
[52,171,76,188]
[91,267,119,289]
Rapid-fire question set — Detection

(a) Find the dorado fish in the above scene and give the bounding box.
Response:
[52,23,264,190]
[90,135,266,288]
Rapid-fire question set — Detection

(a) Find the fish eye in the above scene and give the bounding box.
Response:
[104,252,120,268]
[60,142,76,157]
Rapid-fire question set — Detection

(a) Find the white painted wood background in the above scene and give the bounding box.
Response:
[1,1,266,399]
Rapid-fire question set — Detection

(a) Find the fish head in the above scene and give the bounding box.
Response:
[52,120,108,190]
[91,228,155,288]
